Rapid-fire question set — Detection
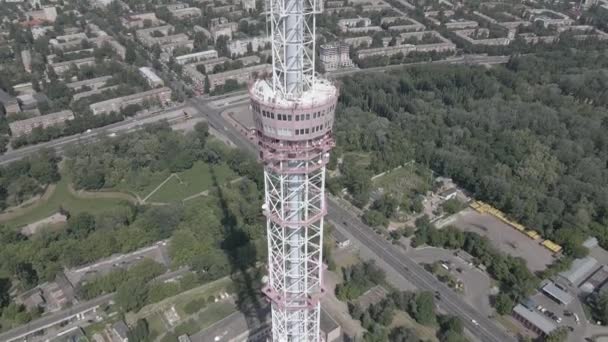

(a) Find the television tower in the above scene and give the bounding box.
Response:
[248,0,338,338]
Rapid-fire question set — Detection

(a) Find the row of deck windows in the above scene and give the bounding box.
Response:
[260,121,332,137]
[252,104,337,122]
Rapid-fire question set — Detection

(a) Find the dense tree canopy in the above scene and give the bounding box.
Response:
[335,48,608,253]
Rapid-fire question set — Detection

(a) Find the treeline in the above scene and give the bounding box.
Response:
[349,289,469,342]
[78,259,201,313]
[65,122,261,191]
[335,261,385,301]
[0,149,60,209]
[335,47,608,254]
[412,216,538,314]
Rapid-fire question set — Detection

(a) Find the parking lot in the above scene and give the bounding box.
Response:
[444,209,555,272]
[406,246,494,317]
[511,287,587,341]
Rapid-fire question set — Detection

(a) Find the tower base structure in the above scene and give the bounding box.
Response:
[250,78,338,342]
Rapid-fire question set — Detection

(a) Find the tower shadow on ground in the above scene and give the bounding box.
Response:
[210,166,270,336]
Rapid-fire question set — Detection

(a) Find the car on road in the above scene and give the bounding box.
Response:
[574,313,580,324]
[471,319,479,326]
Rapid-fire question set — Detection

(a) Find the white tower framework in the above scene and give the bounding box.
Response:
[249,0,338,339]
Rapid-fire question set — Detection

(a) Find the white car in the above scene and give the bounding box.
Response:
[574,313,580,324]
[471,319,479,326]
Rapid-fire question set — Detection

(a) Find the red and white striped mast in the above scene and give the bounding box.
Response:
[249,0,338,338]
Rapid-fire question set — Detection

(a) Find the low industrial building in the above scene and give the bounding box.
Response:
[559,256,598,286]
[139,67,164,88]
[9,110,75,137]
[580,265,608,293]
[512,304,556,337]
[89,87,172,115]
[541,282,573,305]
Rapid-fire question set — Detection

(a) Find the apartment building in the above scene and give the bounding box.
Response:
[9,110,74,137]
[89,88,172,115]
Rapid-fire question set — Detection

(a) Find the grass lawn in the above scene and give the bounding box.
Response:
[391,310,439,342]
[132,276,233,321]
[147,312,168,340]
[1,175,129,229]
[147,162,237,203]
[373,163,430,197]
[343,152,372,169]
[114,171,170,199]
[173,301,236,336]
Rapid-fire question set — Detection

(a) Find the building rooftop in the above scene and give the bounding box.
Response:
[139,67,163,84]
[112,320,129,339]
[559,256,598,285]
[513,304,556,335]
[542,282,573,305]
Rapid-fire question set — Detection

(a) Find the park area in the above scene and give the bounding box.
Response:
[372,163,431,200]
[0,172,133,229]
[142,162,237,203]
[0,161,238,230]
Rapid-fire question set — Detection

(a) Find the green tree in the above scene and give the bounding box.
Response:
[127,318,150,342]
[493,293,514,315]
[413,292,436,325]
[545,327,569,342]
[68,212,96,239]
[115,277,148,312]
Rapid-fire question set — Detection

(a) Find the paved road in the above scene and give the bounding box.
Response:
[328,201,515,342]
[0,104,189,166]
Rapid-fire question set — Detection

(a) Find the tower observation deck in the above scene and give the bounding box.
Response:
[248,0,338,339]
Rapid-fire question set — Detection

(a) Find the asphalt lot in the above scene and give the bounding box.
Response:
[406,246,494,317]
[445,209,555,272]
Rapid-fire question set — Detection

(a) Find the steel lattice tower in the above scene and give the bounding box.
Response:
[248,0,338,338]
